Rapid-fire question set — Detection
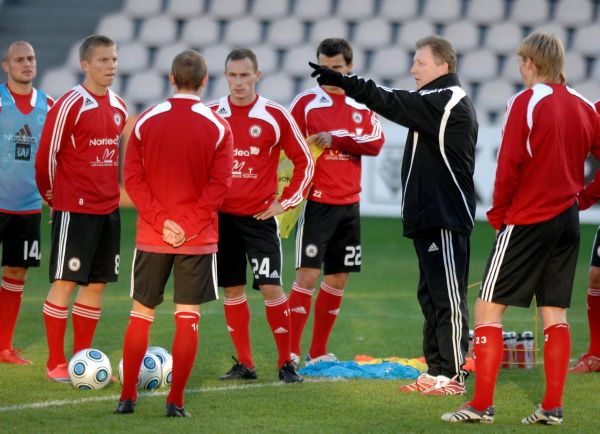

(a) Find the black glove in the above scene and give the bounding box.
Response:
[309,61,346,88]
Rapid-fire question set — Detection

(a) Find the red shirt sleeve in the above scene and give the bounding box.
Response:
[35,92,80,206]
[487,91,530,229]
[277,108,314,210]
[330,111,385,156]
[578,104,600,210]
[123,121,170,234]
[181,121,234,238]
[289,96,308,137]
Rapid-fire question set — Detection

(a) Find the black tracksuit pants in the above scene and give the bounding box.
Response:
[412,228,469,380]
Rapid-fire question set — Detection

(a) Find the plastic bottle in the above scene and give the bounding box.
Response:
[507,331,517,368]
[467,329,474,358]
[502,332,510,368]
[522,331,535,368]
[515,333,525,368]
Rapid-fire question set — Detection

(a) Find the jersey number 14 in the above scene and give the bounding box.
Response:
[23,240,41,260]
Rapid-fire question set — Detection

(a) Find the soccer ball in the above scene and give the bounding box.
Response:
[118,351,162,389]
[68,349,112,390]
[147,346,173,388]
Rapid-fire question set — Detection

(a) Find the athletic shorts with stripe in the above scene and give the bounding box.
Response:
[590,225,600,267]
[217,212,282,290]
[131,250,218,308]
[480,203,579,308]
[0,212,41,267]
[49,209,120,285]
[295,200,361,274]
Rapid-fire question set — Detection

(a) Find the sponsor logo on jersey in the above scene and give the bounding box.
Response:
[84,97,94,107]
[114,113,122,126]
[234,147,260,157]
[68,257,81,272]
[319,96,328,103]
[305,244,318,258]
[6,124,35,161]
[217,107,227,115]
[249,124,262,138]
[428,242,439,253]
[352,112,363,123]
[89,135,120,146]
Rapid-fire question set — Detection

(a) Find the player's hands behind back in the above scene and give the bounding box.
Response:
[163,219,185,247]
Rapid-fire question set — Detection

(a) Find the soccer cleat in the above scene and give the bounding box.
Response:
[304,352,338,366]
[46,363,69,382]
[165,403,191,417]
[399,373,437,393]
[114,400,136,414]
[420,374,466,396]
[521,405,563,425]
[441,403,494,423]
[279,361,304,383]
[290,352,300,370]
[0,348,32,365]
[219,356,257,380]
[569,353,600,373]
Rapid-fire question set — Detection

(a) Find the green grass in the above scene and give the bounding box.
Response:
[1,207,599,433]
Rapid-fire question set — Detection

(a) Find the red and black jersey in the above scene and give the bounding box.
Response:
[207,95,313,215]
[487,84,600,229]
[35,84,127,214]
[289,86,384,205]
[124,94,233,255]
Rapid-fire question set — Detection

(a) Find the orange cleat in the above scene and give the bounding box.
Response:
[46,363,70,382]
[0,348,32,365]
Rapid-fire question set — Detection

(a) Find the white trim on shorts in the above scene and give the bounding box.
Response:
[480,225,514,302]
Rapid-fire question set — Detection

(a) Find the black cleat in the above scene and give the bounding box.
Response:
[219,356,257,380]
[279,361,304,383]
[165,403,191,417]
[114,399,136,414]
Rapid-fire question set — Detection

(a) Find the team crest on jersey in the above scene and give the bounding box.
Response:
[68,257,81,272]
[305,244,318,258]
[114,114,122,126]
[249,125,262,138]
[352,112,363,124]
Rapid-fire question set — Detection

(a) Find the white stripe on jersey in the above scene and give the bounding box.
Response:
[48,91,80,189]
[329,113,383,144]
[265,100,314,210]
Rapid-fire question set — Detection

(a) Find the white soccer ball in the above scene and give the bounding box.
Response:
[147,346,173,388]
[68,349,112,390]
[118,351,162,389]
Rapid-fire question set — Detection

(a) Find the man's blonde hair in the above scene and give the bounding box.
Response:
[517,32,566,84]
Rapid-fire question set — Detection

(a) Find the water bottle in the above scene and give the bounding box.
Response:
[507,331,517,368]
[515,333,525,368]
[467,329,474,358]
[522,331,535,368]
[502,332,510,368]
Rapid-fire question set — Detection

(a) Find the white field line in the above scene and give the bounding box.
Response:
[0,378,340,413]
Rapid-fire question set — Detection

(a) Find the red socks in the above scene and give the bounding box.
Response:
[586,288,600,356]
[168,311,200,408]
[265,295,291,368]
[43,301,69,370]
[224,295,253,368]
[470,323,503,411]
[542,323,571,410]
[72,303,101,355]
[309,282,343,358]
[120,312,153,402]
[289,282,314,355]
[0,277,25,351]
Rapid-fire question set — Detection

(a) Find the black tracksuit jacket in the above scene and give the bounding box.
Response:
[336,73,478,238]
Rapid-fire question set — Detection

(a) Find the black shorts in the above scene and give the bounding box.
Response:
[0,212,41,267]
[131,249,218,308]
[295,200,361,274]
[217,212,282,290]
[479,203,579,308]
[49,210,120,285]
[590,226,600,267]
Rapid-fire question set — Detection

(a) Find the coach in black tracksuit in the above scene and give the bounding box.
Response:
[310,35,477,391]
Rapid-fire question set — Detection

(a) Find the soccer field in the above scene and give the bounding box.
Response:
[0,207,599,433]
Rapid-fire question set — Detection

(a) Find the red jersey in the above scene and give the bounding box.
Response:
[578,101,600,209]
[0,84,54,113]
[207,95,313,215]
[487,83,600,229]
[289,86,384,205]
[124,94,233,255]
[35,84,127,214]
